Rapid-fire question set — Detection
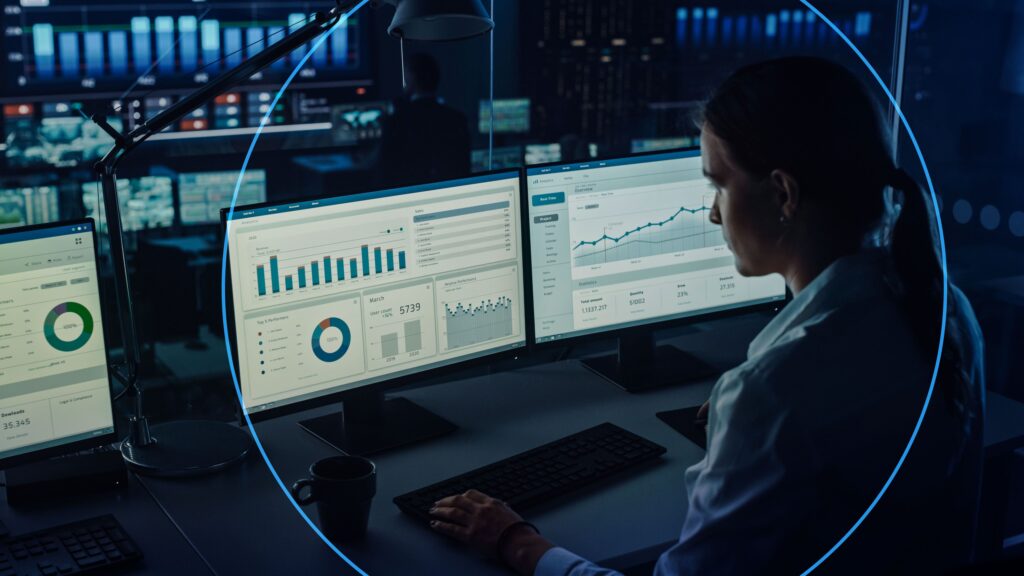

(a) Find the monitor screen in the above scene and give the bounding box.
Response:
[470,146,523,172]
[0,186,60,229]
[330,101,387,146]
[0,221,115,464]
[526,150,787,343]
[479,98,530,134]
[226,172,527,414]
[179,169,267,225]
[524,143,561,166]
[81,176,174,232]
[3,102,121,169]
[630,137,697,154]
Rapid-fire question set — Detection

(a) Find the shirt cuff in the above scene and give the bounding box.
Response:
[534,547,593,576]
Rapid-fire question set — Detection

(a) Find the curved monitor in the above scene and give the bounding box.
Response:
[526,149,787,344]
[225,172,527,416]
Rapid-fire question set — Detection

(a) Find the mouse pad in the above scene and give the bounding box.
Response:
[656,405,707,450]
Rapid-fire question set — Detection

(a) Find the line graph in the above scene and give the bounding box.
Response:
[571,196,724,268]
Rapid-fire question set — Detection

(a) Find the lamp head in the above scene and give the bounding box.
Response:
[379,0,494,42]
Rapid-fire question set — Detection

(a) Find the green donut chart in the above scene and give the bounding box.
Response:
[311,317,351,363]
[44,302,94,352]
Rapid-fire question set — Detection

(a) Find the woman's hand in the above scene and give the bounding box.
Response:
[696,399,711,430]
[429,489,524,555]
[430,490,554,574]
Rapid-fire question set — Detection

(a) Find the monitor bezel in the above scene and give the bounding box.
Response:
[221,169,531,424]
[521,146,790,350]
[0,218,120,470]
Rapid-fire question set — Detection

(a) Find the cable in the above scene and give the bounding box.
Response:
[488,0,495,170]
[134,474,221,575]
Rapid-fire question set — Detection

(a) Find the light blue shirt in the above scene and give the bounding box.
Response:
[536,249,985,576]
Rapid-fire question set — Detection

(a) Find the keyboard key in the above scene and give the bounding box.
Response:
[76,554,105,567]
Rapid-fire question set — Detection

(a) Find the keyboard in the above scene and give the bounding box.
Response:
[0,515,142,576]
[394,422,666,524]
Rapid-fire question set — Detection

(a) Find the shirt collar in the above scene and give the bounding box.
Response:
[748,248,893,358]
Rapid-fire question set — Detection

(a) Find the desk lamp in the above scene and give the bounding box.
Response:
[90,0,494,475]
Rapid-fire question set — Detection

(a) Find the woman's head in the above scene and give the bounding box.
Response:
[702,57,971,424]
[699,57,893,281]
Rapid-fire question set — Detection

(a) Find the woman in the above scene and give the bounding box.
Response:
[429,57,985,575]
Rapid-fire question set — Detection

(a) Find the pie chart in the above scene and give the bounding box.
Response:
[311,317,352,363]
[44,302,94,352]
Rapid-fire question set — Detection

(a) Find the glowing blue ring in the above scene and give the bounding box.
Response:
[796,1,948,574]
[219,2,948,574]
[219,2,371,575]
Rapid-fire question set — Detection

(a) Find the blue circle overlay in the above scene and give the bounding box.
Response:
[311,317,352,363]
[219,2,949,575]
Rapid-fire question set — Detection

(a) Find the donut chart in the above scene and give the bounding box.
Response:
[311,317,352,363]
[43,302,94,352]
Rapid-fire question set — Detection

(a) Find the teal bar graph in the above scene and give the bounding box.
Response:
[109,31,128,75]
[311,261,320,286]
[270,256,280,293]
[398,251,407,270]
[298,266,307,288]
[374,247,382,274]
[336,258,345,281]
[324,257,332,283]
[285,276,294,291]
[32,24,55,78]
[361,245,370,276]
[386,249,394,272]
[84,32,104,76]
[58,32,78,77]
[201,20,220,68]
[350,259,358,279]
[257,265,267,296]
[154,16,175,74]
[131,17,151,74]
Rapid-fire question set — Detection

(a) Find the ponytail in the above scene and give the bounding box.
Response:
[888,168,969,419]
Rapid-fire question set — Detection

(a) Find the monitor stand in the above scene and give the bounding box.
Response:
[298,388,457,456]
[581,332,718,393]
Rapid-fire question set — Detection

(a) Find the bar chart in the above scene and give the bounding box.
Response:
[255,245,408,297]
[674,6,874,50]
[363,281,437,371]
[4,1,368,92]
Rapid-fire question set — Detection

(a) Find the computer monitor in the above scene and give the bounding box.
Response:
[479,98,530,134]
[470,146,523,172]
[524,143,562,166]
[330,101,387,145]
[630,137,697,154]
[81,176,174,232]
[0,220,116,469]
[525,149,787,391]
[225,171,527,454]
[3,102,122,169]
[179,170,267,225]
[0,186,60,229]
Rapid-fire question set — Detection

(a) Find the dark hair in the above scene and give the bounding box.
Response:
[407,52,441,93]
[700,57,969,418]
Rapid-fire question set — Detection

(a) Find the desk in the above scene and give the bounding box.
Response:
[6,311,1024,575]
[0,473,213,574]
[135,314,759,575]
